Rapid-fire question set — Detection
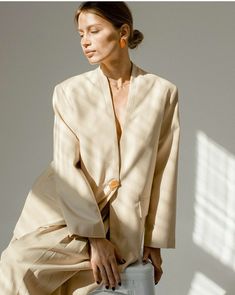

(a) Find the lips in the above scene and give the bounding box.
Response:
[85,50,95,56]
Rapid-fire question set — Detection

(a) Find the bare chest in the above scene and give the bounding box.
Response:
[109,85,129,144]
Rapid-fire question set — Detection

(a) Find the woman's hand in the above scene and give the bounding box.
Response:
[88,237,125,290]
[143,246,163,285]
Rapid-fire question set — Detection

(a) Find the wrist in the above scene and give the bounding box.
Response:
[88,237,104,245]
[88,237,96,244]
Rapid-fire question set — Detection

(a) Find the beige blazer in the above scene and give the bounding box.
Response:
[13,62,180,264]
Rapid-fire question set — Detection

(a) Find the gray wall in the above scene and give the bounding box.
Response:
[0,2,234,295]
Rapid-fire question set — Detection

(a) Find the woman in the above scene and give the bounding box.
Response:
[0,2,180,294]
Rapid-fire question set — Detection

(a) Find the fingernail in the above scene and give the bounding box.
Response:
[96,281,100,284]
[112,287,115,291]
[118,282,121,286]
[121,259,126,264]
[105,285,109,289]
[155,281,158,285]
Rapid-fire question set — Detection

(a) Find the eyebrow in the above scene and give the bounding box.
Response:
[78,23,102,32]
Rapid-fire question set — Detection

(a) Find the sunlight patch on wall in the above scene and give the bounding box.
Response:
[188,272,225,295]
[193,131,235,271]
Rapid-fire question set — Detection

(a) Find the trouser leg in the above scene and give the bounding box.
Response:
[51,269,97,295]
[0,202,111,295]
[0,224,96,295]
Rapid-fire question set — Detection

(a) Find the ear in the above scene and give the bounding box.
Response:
[119,24,130,39]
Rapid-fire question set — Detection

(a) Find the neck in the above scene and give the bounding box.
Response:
[99,56,132,85]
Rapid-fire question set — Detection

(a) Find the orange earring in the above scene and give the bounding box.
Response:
[120,38,126,49]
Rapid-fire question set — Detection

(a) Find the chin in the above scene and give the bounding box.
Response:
[86,57,100,65]
[87,55,109,65]
[88,60,100,65]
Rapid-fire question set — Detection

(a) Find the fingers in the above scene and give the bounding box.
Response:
[104,262,117,290]
[153,261,163,285]
[154,266,163,285]
[91,260,109,288]
[142,246,163,285]
[149,252,163,285]
[99,265,109,288]
[91,255,122,289]
[91,264,102,285]
[110,256,122,287]
[89,238,124,289]
[142,247,150,263]
[114,247,126,265]
[92,260,120,290]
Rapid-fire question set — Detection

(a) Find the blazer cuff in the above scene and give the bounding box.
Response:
[144,227,176,248]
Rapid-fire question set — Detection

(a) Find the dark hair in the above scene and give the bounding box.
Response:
[74,2,144,49]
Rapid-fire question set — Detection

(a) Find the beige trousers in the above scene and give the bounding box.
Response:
[0,209,110,295]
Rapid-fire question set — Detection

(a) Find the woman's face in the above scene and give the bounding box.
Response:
[78,11,121,64]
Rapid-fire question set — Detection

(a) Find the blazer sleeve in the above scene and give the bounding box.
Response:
[144,85,180,248]
[52,84,106,238]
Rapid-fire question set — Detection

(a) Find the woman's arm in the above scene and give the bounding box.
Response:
[52,84,106,238]
[143,85,180,284]
[144,84,180,248]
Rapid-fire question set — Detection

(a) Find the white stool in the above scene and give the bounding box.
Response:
[89,260,155,295]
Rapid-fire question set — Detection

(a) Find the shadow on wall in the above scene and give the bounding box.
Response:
[188,131,235,295]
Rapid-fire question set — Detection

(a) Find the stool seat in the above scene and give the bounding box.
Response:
[89,260,155,295]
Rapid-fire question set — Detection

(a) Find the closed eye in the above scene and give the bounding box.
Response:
[78,31,99,38]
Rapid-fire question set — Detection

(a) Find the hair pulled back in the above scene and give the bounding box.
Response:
[74,2,144,49]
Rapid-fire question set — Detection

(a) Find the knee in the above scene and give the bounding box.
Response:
[1,238,28,267]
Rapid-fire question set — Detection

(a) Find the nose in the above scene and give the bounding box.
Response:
[81,34,91,48]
